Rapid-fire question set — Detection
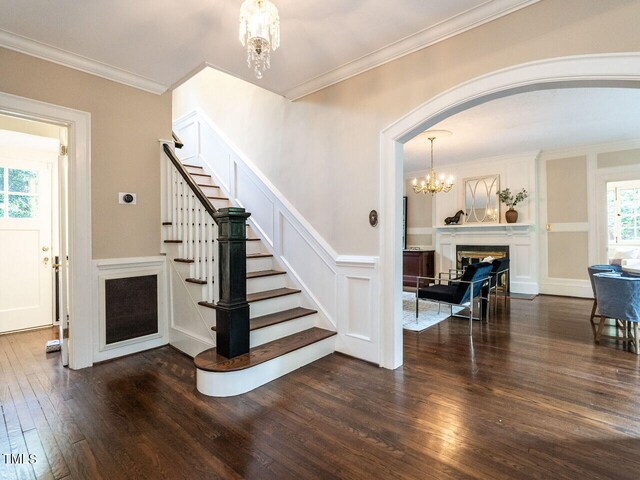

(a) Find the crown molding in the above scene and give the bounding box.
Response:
[0,29,169,95]
[284,0,542,101]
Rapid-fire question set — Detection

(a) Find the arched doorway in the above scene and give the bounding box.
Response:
[378,53,640,369]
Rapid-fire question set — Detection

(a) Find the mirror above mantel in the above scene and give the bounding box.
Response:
[464,174,500,224]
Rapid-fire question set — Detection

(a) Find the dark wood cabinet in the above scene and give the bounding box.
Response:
[403,250,435,287]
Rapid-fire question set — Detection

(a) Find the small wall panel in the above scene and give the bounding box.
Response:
[105,275,158,344]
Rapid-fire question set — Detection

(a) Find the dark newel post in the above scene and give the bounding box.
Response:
[213,207,251,358]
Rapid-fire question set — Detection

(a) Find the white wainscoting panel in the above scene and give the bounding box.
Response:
[167,258,216,358]
[174,110,381,364]
[93,257,169,363]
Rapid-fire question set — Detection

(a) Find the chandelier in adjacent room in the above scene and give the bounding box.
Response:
[412,130,454,195]
[239,0,280,79]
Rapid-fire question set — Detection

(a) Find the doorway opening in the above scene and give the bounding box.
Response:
[606,179,640,266]
[0,114,68,345]
[380,53,640,370]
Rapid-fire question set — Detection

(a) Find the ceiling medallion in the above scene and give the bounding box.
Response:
[412,130,454,196]
[239,0,280,79]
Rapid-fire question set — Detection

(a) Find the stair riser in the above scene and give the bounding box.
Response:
[164,243,180,257]
[185,280,209,300]
[249,293,301,318]
[246,274,286,295]
[197,305,217,325]
[196,336,335,397]
[246,257,273,272]
[245,241,264,255]
[200,185,222,196]
[171,260,192,277]
[210,198,232,209]
[250,314,317,348]
[185,166,204,174]
[196,177,216,187]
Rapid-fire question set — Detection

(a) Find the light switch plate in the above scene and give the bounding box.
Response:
[119,192,137,205]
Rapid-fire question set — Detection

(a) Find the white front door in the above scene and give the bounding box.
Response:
[0,135,55,333]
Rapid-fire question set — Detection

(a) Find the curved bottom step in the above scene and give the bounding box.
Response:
[195,328,336,397]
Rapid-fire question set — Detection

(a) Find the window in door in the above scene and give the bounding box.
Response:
[0,166,39,219]
[608,183,640,245]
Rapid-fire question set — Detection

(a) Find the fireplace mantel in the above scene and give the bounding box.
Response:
[435,222,538,295]
[435,223,533,232]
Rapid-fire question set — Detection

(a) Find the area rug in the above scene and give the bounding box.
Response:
[402,291,465,332]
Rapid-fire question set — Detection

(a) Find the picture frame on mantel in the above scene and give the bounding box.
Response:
[402,196,408,249]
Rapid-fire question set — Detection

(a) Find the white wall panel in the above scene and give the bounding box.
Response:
[236,167,275,243]
[200,120,231,191]
[281,216,336,318]
[175,120,198,162]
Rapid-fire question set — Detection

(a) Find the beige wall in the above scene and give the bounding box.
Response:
[598,148,640,168]
[548,232,589,280]
[174,0,640,256]
[546,156,588,224]
[404,178,433,247]
[0,48,172,259]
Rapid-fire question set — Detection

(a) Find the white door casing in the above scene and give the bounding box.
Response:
[0,132,56,333]
[0,91,92,369]
[58,126,69,365]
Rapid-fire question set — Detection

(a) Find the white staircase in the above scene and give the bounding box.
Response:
[162,144,336,397]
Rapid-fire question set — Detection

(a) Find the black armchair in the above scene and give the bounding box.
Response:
[416,262,493,336]
[489,258,510,316]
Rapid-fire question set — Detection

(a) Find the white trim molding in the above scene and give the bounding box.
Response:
[93,256,169,363]
[174,110,381,364]
[0,29,168,95]
[381,53,640,370]
[284,0,541,100]
[0,91,93,370]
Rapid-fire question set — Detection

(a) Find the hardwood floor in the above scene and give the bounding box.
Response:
[2,296,640,479]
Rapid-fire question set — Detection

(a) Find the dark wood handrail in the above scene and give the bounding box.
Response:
[172,131,184,149]
[162,143,217,220]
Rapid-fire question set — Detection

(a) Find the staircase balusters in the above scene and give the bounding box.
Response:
[162,142,250,359]
[165,153,172,232]
[194,201,201,280]
[181,179,188,258]
[171,168,178,241]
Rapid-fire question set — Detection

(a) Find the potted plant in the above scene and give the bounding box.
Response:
[497,188,528,223]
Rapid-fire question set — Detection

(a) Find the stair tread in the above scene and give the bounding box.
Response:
[174,258,194,263]
[164,240,182,244]
[247,287,300,303]
[197,183,220,188]
[210,307,317,332]
[250,307,317,330]
[194,327,335,372]
[182,163,201,169]
[247,269,286,279]
[190,172,211,177]
[247,253,273,259]
[185,278,208,285]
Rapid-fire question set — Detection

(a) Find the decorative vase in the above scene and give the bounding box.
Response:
[505,208,518,224]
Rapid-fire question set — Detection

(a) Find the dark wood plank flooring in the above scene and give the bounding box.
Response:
[1,295,640,479]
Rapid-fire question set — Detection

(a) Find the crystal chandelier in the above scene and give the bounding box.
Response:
[239,0,280,79]
[412,130,454,195]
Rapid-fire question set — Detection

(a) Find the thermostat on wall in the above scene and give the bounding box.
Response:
[119,192,137,205]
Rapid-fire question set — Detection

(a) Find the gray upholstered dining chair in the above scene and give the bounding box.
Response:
[593,272,640,354]
[587,264,623,339]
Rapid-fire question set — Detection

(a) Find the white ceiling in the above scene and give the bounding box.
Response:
[0,0,539,98]
[403,88,640,174]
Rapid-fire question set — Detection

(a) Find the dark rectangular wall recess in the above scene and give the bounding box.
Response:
[105,275,158,344]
